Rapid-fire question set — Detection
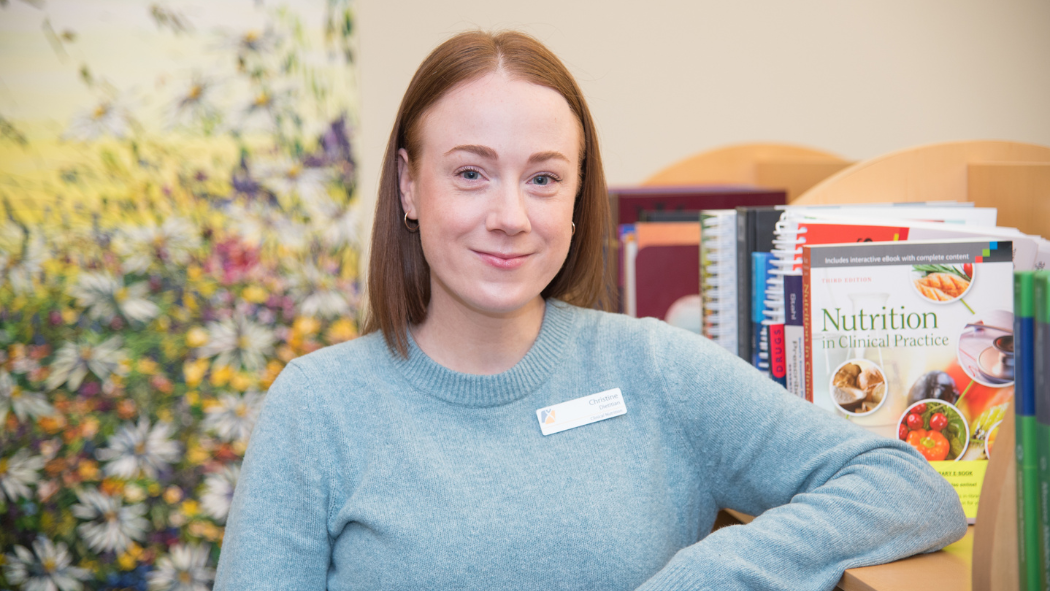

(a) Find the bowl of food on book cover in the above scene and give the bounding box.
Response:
[897,399,970,462]
[829,358,888,417]
[910,263,974,304]
[956,309,1015,388]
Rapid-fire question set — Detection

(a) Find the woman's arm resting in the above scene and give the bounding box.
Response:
[639,327,967,591]
[214,362,332,590]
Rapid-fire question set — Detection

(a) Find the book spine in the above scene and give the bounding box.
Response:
[736,208,751,362]
[751,252,774,373]
[803,247,813,402]
[784,274,805,399]
[1035,270,1050,590]
[1017,271,1041,591]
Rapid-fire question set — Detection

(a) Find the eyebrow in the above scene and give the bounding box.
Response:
[444,145,570,165]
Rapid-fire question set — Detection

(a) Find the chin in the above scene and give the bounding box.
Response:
[454,284,546,318]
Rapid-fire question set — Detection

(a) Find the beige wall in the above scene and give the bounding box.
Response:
[357,0,1050,229]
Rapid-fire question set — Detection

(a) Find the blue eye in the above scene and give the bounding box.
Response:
[460,169,480,180]
[533,175,555,186]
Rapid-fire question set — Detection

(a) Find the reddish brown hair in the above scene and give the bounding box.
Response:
[363,30,611,356]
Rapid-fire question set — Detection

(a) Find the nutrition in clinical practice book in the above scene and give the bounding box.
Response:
[802,239,1015,521]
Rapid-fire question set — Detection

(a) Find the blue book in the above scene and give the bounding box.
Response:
[751,252,774,374]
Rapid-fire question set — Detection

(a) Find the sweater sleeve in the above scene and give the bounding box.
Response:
[636,324,968,591]
[214,361,332,590]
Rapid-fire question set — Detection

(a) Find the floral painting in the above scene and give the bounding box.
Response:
[0,1,360,589]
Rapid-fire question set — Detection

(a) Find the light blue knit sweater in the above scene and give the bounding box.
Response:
[215,299,967,590]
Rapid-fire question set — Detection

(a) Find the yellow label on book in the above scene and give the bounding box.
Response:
[930,459,988,520]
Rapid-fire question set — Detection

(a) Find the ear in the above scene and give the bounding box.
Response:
[397,148,418,220]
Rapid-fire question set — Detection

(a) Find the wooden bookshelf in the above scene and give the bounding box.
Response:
[642,143,854,202]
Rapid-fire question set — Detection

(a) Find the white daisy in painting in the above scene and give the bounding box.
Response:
[195,314,274,372]
[236,87,293,134]
[217,27,280,54]
[311,198,364,248]
[146,543,215,591]
[0,448,46,502]
[3,537,91,591]
[0,370,54,423]
[0,222,47,295]
[203,390,263,443]
[96,418,181,479]
[166,75,221,130]
[69,272,160,324]
[254,157,334,211]
[45,335,127,392]
[200,465,240,523]
[228,202,309,251]
[71,487,149,554]
[285,262,352,319]
[62,99,133,141]
[115,217,202,273]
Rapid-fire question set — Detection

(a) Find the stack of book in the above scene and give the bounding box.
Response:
[616,190,1050,525]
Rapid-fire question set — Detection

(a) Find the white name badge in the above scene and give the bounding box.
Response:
[535,388,626,436]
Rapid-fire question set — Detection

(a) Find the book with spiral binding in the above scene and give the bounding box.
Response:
[700,210,738,355]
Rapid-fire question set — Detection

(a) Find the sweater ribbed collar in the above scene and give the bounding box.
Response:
[389,299,576,408]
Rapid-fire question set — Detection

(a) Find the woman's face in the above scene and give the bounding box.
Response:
[399,71,581,319]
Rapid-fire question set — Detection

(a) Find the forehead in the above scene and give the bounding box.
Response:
[414,71,583,160]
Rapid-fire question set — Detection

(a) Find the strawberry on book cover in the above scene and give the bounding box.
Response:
[803,240,1015,522]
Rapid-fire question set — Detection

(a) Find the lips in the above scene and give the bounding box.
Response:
[474,250,531,270]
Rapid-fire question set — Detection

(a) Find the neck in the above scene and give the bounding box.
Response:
[411,290,546,376]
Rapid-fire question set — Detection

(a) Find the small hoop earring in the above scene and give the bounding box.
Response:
[404,212,419,232]
[571,222,576,236]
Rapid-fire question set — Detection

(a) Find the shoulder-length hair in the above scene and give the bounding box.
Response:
[363,30,611,356]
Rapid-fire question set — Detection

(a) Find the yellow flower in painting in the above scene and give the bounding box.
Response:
[325,318,357,343]
[136,358,159,375]
[186,327,209,348]
[181,499,200,517]
[241,285,268,304]
[154,316,172,332]
[148,483,161,496]
[183,359,208,387]
[210,365,233,387]
[80,416,99,438]
[187,265,204,281]
[163,486,183,505]
[77,459,100,481]
[293,316,320,337]
[117,551,136,570]
[61,308,77,324]
[186,391,200,406]
[230,372,253,392]
[186,444,209,466]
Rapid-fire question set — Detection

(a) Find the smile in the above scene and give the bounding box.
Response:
[474,250,532,270]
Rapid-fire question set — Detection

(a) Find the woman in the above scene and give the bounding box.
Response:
[215,31,966,590]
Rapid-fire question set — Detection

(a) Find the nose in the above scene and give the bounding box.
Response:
[486,184,531,235]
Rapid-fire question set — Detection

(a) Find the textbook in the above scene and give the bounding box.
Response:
[700,210,738,354]
[803,240,1015,521]
[1016,271,1042,590]
[1033,271,1050,588]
